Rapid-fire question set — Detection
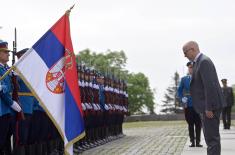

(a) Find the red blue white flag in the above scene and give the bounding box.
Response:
[14,12,85,155]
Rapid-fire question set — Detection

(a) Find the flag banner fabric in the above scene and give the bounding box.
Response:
[14,13,85,155]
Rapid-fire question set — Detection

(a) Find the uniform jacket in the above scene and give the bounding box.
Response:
[18,77,34,114]
[0,64,14,116]
[222,86,234,107]
[99,84,105,111]
[33,98,44,112]
[190,53,224,113]
[177,75,193,107]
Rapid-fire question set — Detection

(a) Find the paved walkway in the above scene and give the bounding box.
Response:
[79,121,235,155]
[80,121,188,155]
[182,126,235,155]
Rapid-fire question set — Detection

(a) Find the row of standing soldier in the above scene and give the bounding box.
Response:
[75,65,129,152]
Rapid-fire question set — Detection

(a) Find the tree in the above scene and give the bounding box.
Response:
[161,71,181,113]
[77,49,128,79]
[76,49,155,114]
[127,73,155,115]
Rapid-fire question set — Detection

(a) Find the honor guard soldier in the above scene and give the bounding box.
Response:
[0,40,22,154]
[104,74,112,139]
[89,69,99,146]
[97,72,106,141]
[123,80,128,116]
[30,98,48,155]
[177,62,202,147]
[221,79,234,129]
[76,65,86,151]
[118,79,126,136]
[90,70,99,144]
[110,76,117,137]
[83,68,94,147]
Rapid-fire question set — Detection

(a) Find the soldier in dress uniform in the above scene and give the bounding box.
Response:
[123,80,128,119]
[118,80,126,136]
[90,70,99,144]
[83,68,94,147]
[30,98,48,155]
[89,69,100,146]
[76,64,87,151]
[177,62,202,147]
[123,80,128,128]
[108,76,114,137]
[115,79,121,136]
[96,72,106,141]
[0,40,22,155]
[221,79,234,129]
[113,78,120,136]
[104,74,112,140]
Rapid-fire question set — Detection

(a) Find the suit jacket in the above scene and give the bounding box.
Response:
[222,87,234,107]
[190,53,224,113]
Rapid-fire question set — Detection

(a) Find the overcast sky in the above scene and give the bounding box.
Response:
[1,0,235,113]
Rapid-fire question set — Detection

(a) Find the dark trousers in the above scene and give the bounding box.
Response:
[15,114,32,145]
[201,109,221,155]
[29,111,49,143]
[222,106,232,129]
[184,107,202,144]
[0,114,15,155]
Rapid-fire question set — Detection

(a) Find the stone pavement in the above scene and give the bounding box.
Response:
[80,121,188,155]
[182,125,235,155]
[79,121,235,155]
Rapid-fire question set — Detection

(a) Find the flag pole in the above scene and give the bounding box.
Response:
[66,4,75,16]
[0,66,15,81]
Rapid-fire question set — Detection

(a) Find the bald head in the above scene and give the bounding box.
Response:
[183,41,199,52]
[182,41,200,61]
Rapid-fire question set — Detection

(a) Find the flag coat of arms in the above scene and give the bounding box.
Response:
[14,10,85,155]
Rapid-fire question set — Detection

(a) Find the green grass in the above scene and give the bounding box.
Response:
[232,106,235,113]
[123,120,187,129]
[232,120,235,126]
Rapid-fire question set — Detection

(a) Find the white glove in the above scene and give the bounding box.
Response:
[9,70,18,76]
[11,101,22,112]
[82,103,86,111]
[105,104,109,110]
[0,83,2,91]
[182,97,188,104]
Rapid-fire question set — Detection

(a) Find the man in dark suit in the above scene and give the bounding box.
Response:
[182,41,223,155]
[221,79,234,129]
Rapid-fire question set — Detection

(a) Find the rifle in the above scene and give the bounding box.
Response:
[12,28,25,120]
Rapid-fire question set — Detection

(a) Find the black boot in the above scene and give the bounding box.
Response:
[196,142,203,147]
[13,146,25,155]
[41,142,48,155]
[189,141,195,147]
[34,143,43,155]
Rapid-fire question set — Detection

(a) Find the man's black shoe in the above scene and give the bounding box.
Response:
[189,143,195,147]
[196,144,203,147]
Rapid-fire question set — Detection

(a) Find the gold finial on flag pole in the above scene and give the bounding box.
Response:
[66,4,75,16]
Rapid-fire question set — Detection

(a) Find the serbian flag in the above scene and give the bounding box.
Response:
[14,11,85,155]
